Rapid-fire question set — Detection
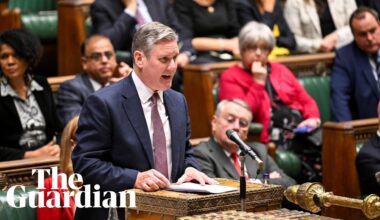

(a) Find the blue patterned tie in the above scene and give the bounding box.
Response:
[151,93,168,178]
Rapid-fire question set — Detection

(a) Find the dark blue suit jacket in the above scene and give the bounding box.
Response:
[91,0,192,53]
[331,42,380,121]
[56,73,94,127]
[72,74,199,219]
[356,134,380,196]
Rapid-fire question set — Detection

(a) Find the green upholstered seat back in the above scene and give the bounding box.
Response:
[8,0,57,14]
[298,76,331,123]
[0,187,37,220]
[275,150,301,179]
[8,0,58,40]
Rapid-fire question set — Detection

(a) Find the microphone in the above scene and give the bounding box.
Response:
[226,129,264,171]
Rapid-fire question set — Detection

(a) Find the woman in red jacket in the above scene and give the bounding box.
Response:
[219,21,320,145]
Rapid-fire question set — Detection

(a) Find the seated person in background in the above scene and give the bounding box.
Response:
[90,0,191,68]
[56,35,131,127]
[356,102,380,196]
[219,21,320,145]
[356,0,380,16]
[37,116,79,220]
[234,0,296,58]
[0,28,61,162]
[331,7,380,121]
[284,0,357,54]
[191,99,296,189]
[174,0,240,64]
[219,21,321,182]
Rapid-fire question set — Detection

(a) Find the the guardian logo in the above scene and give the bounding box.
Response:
[6,167,136,208]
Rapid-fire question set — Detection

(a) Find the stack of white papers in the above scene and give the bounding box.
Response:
[166,182,238,194]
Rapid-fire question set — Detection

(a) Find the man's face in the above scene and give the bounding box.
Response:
[212,102,251,153]
[134,40,179,91]
[352,12,380,54]
[82,38,117,85]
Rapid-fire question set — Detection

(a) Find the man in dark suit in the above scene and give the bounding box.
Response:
[72,22,215,220]
[90,0,192,68]
[331,7,380,121]
[56,35,131,126]
[191,99,296,189]
[356,102,380,196]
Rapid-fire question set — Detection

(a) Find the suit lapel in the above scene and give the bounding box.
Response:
[359,52,380,99]
[209,139,239,179]
[80,74,95,94]
[163,92,178,177]
[121,76,154,167]
[145,0,160,21]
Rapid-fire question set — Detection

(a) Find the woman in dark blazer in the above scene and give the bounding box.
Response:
[0,28,61,161]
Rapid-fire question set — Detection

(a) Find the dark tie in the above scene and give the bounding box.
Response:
[151,93,168,178]
[230,152,241,175]
[374,52,380,92]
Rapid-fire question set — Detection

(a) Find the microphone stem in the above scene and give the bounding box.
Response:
[239,151,246,211]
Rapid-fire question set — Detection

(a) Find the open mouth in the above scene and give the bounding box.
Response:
[162,74,172,80]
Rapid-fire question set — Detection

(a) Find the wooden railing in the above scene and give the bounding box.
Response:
[322,118,378,220]
[0,156,59,189]
[48,74,75,93]
[183,52,335,139]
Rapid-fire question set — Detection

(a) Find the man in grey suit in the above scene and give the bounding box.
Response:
[191,99,296,189]
[56,35,131,126]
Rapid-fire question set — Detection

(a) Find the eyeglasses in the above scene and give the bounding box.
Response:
[245,45,271,53]
[85,51,114,61]
[222,115,249,128]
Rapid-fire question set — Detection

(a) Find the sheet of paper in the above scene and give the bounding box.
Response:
[166,182,238,194]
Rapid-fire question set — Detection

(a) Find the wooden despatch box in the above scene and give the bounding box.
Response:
[126,178,284,219]
[178,209,340,220]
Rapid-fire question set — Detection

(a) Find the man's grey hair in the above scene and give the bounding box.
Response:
[131,22,178,60]
[238,21,275,53]
[215,99,253,121]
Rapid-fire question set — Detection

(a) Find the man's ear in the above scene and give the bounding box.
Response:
[81,57,87,71]
[134,50,144,68]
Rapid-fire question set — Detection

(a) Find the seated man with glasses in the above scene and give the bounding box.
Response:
[190,99,296,189]
[56,35,132,126]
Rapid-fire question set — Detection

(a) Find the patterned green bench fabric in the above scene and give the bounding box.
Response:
[0,187,37,220]
[8,0,57,40]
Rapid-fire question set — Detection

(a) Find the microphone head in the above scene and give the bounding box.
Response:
[226,129,236,139]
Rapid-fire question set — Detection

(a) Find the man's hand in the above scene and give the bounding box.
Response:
[24,140,60,159]
[110,62,132,84]
[297,118,321,131]
[319,33,337,52]
[251,61,268,85]
[176,53,190,68]
[123,0,137,12]
[134,169,170,192]
[176,167,218,185]
[269,171,281,179]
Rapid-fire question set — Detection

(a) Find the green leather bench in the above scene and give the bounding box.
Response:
[0,187,37,220]
[8,0,57,41]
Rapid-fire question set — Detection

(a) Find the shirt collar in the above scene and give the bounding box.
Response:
[131,71,164,104]
[1,76,43,97]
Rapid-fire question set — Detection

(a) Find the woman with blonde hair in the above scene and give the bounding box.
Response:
[37,116,79,220]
